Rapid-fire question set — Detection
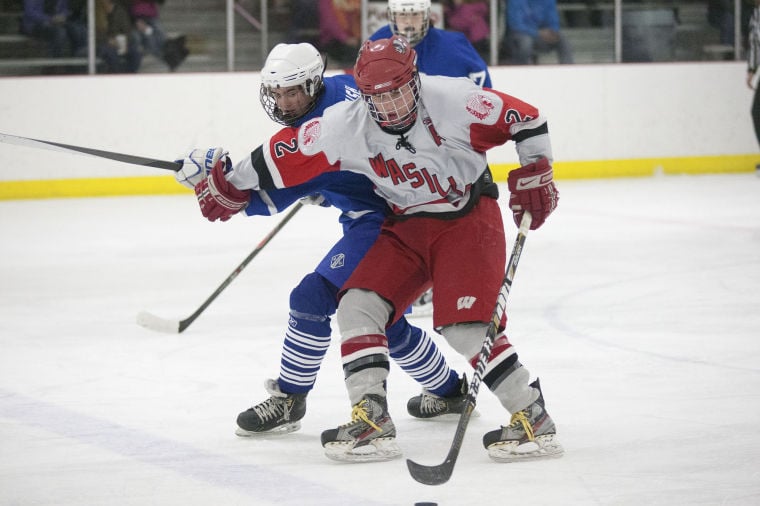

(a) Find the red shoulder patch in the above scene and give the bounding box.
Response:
[301,119,322,148]
[466,94,495,120]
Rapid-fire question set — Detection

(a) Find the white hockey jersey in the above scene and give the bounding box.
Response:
[231,74,553,217]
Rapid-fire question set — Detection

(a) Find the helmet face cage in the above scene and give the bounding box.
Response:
[259,43,325,126]
[363,71,421,133]
[387,0,430,45]
[354,36,421,132]
[259,77,322,126]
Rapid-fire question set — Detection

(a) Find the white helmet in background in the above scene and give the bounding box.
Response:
[260,43,325,125]
[387,0,431,46]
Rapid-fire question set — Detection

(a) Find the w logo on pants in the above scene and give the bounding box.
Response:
[457,296,477,310]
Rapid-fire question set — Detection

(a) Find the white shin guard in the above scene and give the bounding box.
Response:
[442,323,537,414]
[490,364,538,414]
[337,289,394,405]
[337,289,393,339]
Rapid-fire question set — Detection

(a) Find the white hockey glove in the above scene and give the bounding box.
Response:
[175,147,229,189]
[298,193,328,207]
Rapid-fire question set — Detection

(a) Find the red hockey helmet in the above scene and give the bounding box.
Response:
[354,36,421,132]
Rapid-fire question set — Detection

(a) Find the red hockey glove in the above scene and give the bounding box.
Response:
[507,157,559,230]
[194,157,250,222]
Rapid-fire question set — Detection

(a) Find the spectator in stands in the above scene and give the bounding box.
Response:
[318,0,360,65]
[21,0,87,59]
[707,0,735,47]
[286,0,319,45]
[556,0,604,28]
[129,0,188,71]
[96,0,141,73]
[444,0,489,58]
[505,0,573,65]
[747,0,760,158]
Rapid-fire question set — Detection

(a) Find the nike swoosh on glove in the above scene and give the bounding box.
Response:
[507,157,559,230]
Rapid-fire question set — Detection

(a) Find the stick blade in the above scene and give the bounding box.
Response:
[406,458,455,486]
[136,311,181,334]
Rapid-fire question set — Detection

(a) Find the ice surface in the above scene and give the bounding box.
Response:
[1,174,759,505]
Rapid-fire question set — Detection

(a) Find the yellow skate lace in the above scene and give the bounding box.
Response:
[346,399,383,432]
[509,410,535,441]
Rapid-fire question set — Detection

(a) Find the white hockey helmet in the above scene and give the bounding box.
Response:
[387,0,431,46]
[260,43,325,125]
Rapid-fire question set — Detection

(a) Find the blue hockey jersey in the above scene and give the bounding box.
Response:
[369,25,492,88]
[244,74,390,227]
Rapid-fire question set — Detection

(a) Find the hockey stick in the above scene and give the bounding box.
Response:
[136,202,304,333]
[406,211,533,486]
[0,131,181,172]
[0,131,300,332]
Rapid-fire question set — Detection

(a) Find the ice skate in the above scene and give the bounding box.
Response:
[482,379,564,462]
[407,374,476,420]
[320,394,402,462]
[235,378,307,436]
[409,288,433,318]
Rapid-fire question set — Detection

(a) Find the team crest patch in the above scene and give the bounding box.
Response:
[330,253,345,269]
[466,93,495,120]
[301,119,322,147]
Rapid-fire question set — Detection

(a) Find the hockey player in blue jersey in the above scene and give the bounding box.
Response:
[176,43,468,435]
[370,0,492,88]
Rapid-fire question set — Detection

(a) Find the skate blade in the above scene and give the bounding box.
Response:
[324,438,403,463]
[235,421,301,437]
[487,434,564,463]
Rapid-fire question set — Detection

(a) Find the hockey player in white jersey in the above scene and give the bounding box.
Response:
[372,0,492,318]
[189,36,563,463]
[176,43,469,436]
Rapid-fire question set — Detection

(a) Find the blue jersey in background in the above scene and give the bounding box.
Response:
[369,25,492,88]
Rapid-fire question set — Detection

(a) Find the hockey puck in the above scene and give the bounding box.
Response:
[414,503,438,506]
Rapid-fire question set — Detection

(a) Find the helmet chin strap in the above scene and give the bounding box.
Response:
[395,133,416,154]
[380,119,417,153]
[384,99,440,155]
[381,126,422,156]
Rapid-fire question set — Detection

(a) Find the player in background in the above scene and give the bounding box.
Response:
[747,0,760,158]
[372,0,492,318]
[370,0,492,88]
[175,43,468,436]
[187,36,563,463]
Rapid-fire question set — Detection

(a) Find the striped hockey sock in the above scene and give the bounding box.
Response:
[389,321,459,397]
[277,311,332,394]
